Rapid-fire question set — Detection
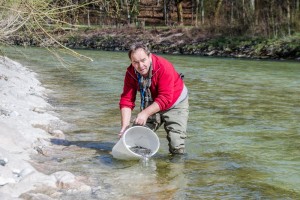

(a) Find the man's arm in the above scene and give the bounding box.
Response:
[119,107,132,137]
[134,102,160,126]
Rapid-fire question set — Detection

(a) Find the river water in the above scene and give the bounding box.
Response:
[5,47,300,199]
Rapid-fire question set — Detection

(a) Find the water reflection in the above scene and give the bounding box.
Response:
[92,154,188,200]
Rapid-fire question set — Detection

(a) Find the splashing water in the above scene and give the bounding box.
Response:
[130,146,152,165]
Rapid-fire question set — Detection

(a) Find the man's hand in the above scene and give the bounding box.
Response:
[118,130,124,138]
[119,126,128,138]
[134,102,160,126]
[134,111,150,126]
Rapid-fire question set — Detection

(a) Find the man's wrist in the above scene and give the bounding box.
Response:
[121,125,129,132]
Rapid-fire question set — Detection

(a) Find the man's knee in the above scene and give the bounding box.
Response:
[167,130,186,154]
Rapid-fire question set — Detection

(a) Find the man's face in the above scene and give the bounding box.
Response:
[130,48,151,77]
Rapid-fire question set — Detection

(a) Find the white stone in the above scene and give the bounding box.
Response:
[0,177,16,186]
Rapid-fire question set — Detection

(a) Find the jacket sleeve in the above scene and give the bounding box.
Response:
[119,69,138,110]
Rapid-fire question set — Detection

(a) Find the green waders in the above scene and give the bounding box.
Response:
[146,97,189,154]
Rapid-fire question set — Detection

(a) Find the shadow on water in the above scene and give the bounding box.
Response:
[50,138,124,169]
[50,138,115,152]
[49,138,187,166]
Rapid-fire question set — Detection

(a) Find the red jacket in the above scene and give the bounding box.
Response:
[119,54,184,111]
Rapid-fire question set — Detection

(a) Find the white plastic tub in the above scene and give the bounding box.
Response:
[112,126,160,160]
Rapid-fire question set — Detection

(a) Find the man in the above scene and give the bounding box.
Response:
[119,42,189,154]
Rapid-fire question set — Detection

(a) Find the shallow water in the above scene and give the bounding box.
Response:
[5,47,300,199]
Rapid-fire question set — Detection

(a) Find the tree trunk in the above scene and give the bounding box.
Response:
[176,0,184,26]
[287,0,291,36]
[87,9,90,27]
[214,0,223,25]
[295,0,299,30]
[230,1,234,24]
[191,0,194,25]
[201,0,204,24]
[254,0,259,25]
[163,0,168,25]
[125,0,130,25]
[250,0,255,11]
[195,0,199,26]
[242,0,245,24]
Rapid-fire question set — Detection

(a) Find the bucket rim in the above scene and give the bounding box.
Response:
[122,126,160,157]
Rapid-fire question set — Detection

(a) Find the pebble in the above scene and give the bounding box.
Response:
[32,107,46,113]
[10,111,20,117]
[0,158,8,166]
[49,129,65,139]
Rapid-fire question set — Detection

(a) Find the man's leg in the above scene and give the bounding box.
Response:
[162,97,189,154]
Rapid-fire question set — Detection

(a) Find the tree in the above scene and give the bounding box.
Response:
[194,0,199,26]
[214,0,223,25]
[201,0,205,24]
[0,0,93,65]
[163,0,172,25]
[175,0,184,26]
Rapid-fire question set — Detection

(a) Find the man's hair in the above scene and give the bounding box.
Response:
[128,42,150,59]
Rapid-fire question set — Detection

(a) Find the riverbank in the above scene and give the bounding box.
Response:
[0,57,91,199]
[8,27,300,61]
